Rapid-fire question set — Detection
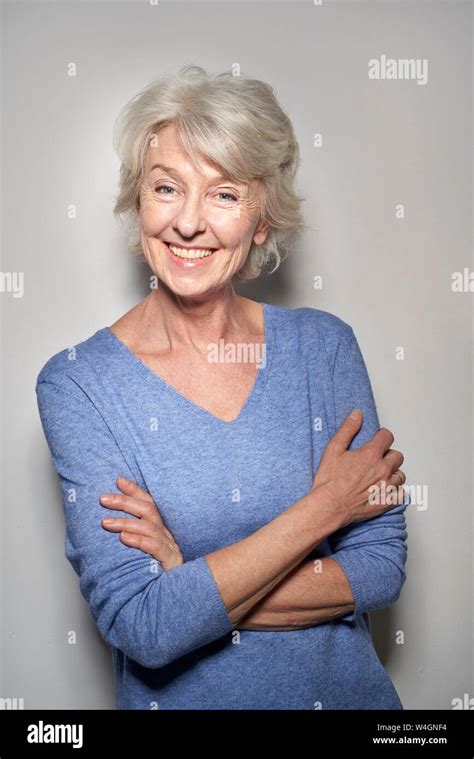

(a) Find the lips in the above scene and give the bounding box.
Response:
[165,242,218,251]
[163,240,219,267]
[167,243,217,259]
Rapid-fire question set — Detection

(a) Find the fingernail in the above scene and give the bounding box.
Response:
[100,494,112,503]
[117,476,130,485]
[349,409,359,419]
[102,518,114,525]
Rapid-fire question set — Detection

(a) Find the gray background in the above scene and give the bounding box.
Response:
[1,0,472,709]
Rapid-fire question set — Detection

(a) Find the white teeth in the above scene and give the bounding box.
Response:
[169,245,216,260]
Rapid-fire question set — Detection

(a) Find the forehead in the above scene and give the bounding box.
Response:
[146,123,185,160]
[144,124,222,179]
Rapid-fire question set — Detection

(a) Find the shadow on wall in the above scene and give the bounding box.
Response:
[34,443,116,708]
[370,606,403,670]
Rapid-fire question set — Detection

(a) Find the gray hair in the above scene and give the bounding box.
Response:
[113,65,306,281]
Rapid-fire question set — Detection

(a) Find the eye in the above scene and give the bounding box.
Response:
[217,192,238,202]
[154,184,175,196]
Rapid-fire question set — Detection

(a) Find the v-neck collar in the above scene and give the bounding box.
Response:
[99,302,275,427]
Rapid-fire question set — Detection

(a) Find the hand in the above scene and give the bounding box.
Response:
[311,409,407,528]
[100,477,184,570]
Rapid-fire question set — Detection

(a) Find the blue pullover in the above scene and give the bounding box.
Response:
[36,303,408,709]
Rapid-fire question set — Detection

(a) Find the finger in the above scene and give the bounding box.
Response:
[330,409,364,453]
[101,517,160,537]
[383,449,404,472]
[120,532,177,562]
[387,469,406,486]
[116,476,154,504]
[99,493,164,524]
[375,478,407,508]
[380,484,407,506]
[367,426,395,455]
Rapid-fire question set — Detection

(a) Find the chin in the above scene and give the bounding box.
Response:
[159,275,224,299]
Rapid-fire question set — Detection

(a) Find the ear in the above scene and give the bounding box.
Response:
[253,220,270,246]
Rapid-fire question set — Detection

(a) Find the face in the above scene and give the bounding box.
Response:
[137,123,269,299]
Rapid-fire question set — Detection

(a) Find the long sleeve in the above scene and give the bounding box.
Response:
[326,325,409,621]
[36,377,234,669]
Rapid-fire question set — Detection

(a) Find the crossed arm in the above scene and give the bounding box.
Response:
[100,477,357,631]
[234,555,356,630]
[100,470,408,632]
[234,498,409,630]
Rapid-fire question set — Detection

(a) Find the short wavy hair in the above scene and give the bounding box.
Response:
[112,65,306,281]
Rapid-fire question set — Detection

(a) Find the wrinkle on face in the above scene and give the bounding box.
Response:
[136,123,269,298]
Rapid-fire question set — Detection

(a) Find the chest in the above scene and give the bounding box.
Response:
[134,349,262,423]
[100,343,336,562]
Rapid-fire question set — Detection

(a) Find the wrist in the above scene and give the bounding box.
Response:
[305,484,347,534]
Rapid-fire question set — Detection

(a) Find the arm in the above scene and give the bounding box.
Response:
[101,480,356,630]
[236,323,409,628]
[101,482,356,630]
[325,325,409,621]
[236,556,356,630]
[36,375,343,669]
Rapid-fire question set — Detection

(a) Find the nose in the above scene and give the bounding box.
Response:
[172,188,207,239]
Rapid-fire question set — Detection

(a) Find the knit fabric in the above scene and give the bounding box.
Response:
[36,303,408,709]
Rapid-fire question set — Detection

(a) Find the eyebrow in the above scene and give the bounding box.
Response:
[149,162,238,185]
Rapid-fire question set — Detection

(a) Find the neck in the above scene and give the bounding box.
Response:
[142,286,254,350]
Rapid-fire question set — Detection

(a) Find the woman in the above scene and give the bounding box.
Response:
[36,65,409,710]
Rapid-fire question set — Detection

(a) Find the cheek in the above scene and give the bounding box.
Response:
[139,202,170,235]
[207,209,255,247]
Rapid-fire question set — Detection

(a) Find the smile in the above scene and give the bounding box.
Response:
[163,241,219,268]
[168,244,216,259]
